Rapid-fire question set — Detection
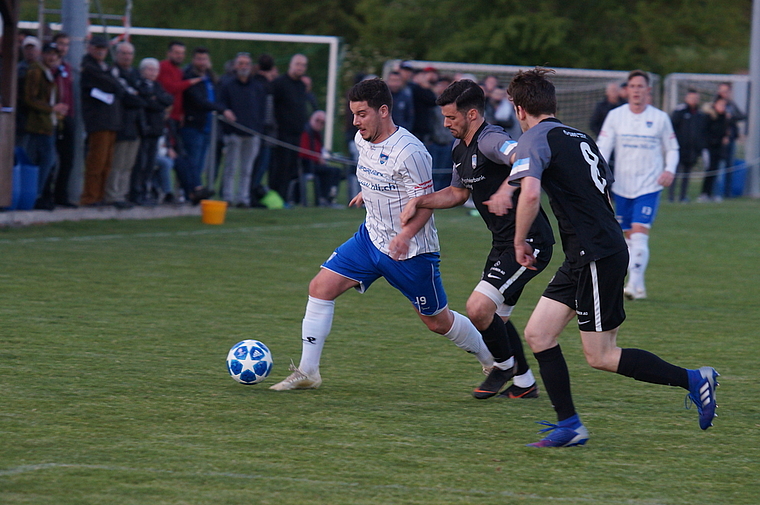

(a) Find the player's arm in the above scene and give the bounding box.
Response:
[400,186,470,225]
[596,114,615,163]
[482,179,516,216]
[513,176,542,269]
[658,122,679,187]
[389,206,433,261]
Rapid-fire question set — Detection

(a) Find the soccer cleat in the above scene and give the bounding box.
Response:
[624,284,647,300]
[686,366,720,430]
[497,383,539,399]
[472,364,516,399]
[527,417,589,448]
[269,363,322,391]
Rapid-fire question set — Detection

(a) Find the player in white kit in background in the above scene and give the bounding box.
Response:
[270,78,494,391]
[597,70,679,300]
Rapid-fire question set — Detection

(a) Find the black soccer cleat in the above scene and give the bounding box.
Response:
[472,364,517,399]
[497,382,539,399]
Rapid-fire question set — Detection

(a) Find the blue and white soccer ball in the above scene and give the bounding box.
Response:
[226,340,273,384]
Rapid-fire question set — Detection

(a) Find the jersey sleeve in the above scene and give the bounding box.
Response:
[596,111,616,162]
[478,128,517,166]
[661,114,680,173]
[399,147,434,198]
[508,129,552,185]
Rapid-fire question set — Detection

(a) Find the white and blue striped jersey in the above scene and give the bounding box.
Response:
[597,104,680,199]
[354,126,439,259]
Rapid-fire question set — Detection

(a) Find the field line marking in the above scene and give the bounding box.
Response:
[0,220,359,246]
[0,462,664,504]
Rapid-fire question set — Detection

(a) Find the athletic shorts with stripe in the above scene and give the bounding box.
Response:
[473,244,552,317]
[542,249,628,332]
[321,224,448,316]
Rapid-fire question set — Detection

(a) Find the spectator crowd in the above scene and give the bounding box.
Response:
[8,31,746,213]
[10,32,346,211]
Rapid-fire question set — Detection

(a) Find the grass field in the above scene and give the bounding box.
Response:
[1,199,758,504]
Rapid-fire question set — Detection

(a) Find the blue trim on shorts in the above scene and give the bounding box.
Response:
[322,224,447,316]
[613,191,661,230]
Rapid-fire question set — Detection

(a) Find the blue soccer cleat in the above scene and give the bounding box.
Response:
[686,366,719,430]
[526,414,589,448]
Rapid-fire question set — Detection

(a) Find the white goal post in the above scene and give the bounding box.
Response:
[19,21,342,148]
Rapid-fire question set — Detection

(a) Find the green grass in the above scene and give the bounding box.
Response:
[1,199,758,504]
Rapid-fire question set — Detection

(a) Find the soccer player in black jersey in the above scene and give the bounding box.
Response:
[495,67,718,447]
[401,80,555,400]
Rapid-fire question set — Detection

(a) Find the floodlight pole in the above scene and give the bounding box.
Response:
[746,0,760,197]
[61,0,88,204]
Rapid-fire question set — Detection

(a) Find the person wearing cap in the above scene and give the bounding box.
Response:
[79,35,125,206]
[23,43,69,210]
[15,36,42,145]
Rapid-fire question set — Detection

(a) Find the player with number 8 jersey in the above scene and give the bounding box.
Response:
[509,118,626,267]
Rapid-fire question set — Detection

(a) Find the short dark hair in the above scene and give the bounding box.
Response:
[435,79,485,116]
[193,46,210,56]
[507,67,557,116]
[167,40,185,50]
[258,53,274,71]
[53,32,69,42]
[628,69,650,86]
[348,78,393,112]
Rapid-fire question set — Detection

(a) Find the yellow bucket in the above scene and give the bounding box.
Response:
[200,200,228,225]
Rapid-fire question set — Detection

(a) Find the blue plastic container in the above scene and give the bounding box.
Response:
[12,147,39,210]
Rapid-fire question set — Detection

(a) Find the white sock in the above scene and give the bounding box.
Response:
[444,311,495,368]
[298,296,335,375]
[628,232,649,291]
[513,369,536,388]
[494,357,515,371]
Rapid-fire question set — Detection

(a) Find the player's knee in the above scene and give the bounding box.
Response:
[583,350,616,372]
[465,300,492,330]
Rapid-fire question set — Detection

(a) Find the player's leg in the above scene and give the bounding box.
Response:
[579,251,719,430]
[381,252,495,371]
[271,228,376,391]
[499,318,539,398]
[416,307,494,370]
[466,245,551,398]
[523,295,588,447]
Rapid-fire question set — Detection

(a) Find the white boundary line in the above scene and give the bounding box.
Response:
[0,220,358,245]
[0,462,659,504]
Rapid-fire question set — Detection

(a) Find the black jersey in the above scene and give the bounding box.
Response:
[451,122,554,250]
[508,118,626,267]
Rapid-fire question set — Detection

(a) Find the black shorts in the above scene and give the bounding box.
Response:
[476,243,552,307]
[542,249,627,332]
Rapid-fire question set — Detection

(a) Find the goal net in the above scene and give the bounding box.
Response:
[383,59,662,136]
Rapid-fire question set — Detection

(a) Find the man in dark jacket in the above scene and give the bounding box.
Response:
[670,89,706,202]
[104,41,145,208]
[80,36,124,206]
[270,53,308,203]
[179,46,228,204]
[218,52,266,207]
[131,57,173,205]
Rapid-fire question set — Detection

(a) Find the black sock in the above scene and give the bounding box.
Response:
[505,319,529,375]
[480,313,513,363]
[534,344,576,422]
[617,348,689,388]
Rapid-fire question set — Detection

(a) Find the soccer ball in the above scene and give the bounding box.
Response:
[226,340,273,384]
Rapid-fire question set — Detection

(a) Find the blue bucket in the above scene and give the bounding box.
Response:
[13,147,39,210]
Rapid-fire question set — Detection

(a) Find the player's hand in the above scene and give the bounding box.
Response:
[388,234,410,261]
[349,192,364,208]
[658,171,675,187]
[400,198,419,225]
[514,240,537,270]
[483,188,514,216]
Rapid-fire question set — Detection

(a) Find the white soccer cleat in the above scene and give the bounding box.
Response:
[624,284,647,300]
[269,363,322,391]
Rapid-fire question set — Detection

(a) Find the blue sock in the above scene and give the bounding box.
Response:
[558,413,583,429]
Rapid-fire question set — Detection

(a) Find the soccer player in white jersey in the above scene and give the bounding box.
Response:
[270,78,494,391]
[596,70,679,300]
